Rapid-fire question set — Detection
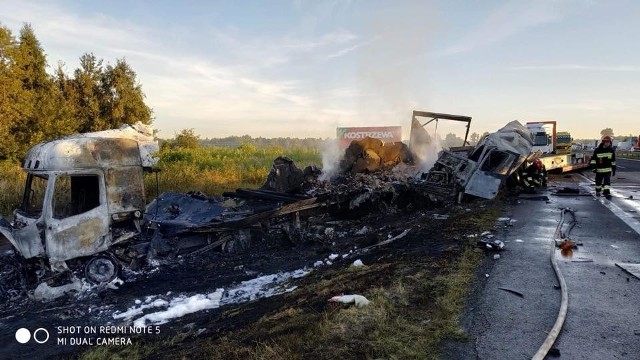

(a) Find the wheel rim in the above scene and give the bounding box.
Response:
[85,257,118,284]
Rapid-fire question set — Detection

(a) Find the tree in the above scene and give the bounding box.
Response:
[444,132,463,148]
[74,53,104,132]
[469,132,480,146]
[0,24,25,159]
[173,129,200,149]
[600,128,614,137]
[50,63,81,137]
[13,23,58,154]
[0,24,154,160]
[100,58,152,129]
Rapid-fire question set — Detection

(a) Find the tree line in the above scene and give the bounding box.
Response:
[0,23,152,161]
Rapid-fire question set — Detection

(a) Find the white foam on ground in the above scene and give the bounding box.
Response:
[220,269,310,305]
[113,298,169,320]
[114,268,312,327]
[352,259,365,267]
[133,290,223,327]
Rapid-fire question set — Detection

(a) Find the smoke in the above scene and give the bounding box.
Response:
[317,1,438,179]
[411,128,444,175]
[354,2,436,127]
[319,139,343,181]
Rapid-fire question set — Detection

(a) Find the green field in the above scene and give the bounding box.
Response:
[0,145,322,218]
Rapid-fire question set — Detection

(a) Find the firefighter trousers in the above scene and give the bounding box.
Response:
[595,172,611,195]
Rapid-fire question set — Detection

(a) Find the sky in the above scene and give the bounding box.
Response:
[1,0,639,140]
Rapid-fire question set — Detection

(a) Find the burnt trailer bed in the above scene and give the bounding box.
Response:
[139,189,336,258]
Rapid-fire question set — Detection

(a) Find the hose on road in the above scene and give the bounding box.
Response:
[532,208,575,360]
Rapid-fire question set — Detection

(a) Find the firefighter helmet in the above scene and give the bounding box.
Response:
[534,158,543,170]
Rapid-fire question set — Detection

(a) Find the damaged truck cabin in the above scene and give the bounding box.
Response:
[417,119,534,201]
[0,123,158,274]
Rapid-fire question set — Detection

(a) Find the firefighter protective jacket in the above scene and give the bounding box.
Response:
[521,164,547,188]
[590,145,616,173]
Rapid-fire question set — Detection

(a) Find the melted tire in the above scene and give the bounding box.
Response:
[84,255,120,285]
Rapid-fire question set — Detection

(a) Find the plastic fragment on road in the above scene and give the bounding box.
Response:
[477,239,504,251]
[498,287,524,298]
[433,214,449,220]
[329,294,370,308]
[352,259,365,267]
[493,254,500,260]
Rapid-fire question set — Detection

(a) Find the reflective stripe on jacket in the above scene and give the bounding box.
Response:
[591,145,616,173]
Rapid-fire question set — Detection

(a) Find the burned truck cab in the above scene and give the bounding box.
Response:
[415,118,535,202]
[0,123,157,275]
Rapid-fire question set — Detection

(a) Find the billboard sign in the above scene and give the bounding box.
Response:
[336,126,402,148]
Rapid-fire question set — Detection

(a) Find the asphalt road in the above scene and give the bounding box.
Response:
[445,161,640,359]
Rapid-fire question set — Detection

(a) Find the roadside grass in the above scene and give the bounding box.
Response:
[145,146,321,200]
[0,161,26,217]
[0,146,322,217]
[79,343,154,360]
[80,201,501,360]
[617,152,640,160]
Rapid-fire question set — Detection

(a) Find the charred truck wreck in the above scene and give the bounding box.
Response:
[0,123,159,287]
[0,111,538,299]
[410,111,535,202]
[0,125,337,290]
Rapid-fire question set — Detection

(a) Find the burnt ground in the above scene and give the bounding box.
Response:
[0,189,505,360]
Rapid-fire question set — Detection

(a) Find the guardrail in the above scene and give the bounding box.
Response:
[617,151,640,159]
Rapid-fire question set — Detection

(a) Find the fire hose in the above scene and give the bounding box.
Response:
[532,208,575,360]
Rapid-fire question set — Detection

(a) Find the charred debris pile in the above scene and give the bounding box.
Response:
[1,116,536,301]
[147,150,431,256]
[142,117,535,269]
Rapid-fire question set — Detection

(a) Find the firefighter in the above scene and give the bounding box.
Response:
[521,158,547,192]
[590,135,616,198]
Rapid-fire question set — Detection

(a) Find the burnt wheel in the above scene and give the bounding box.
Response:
[84,256,119,285]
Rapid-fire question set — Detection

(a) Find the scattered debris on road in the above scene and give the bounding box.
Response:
[497,287,524,298]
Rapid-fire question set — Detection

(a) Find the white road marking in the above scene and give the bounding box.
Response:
[578,174,640,235]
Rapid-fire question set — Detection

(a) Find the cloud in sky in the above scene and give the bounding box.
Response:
[512,64,640,72]
[437,0,565,56]
[1,0,450,139]
[1,0,639,140]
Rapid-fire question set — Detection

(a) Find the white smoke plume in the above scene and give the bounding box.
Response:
[319,139,343,182]
[411,128,444,175]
